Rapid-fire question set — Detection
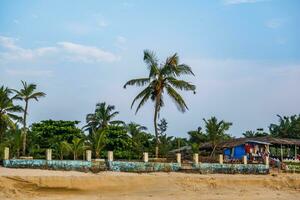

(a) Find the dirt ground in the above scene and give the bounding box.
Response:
[0,167,300,200]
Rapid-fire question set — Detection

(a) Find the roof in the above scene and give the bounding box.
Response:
[200,136,300,149]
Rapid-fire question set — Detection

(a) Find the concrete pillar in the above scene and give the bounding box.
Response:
[108,151,113,162]
[86,150,92,161]
[243,155,247,165]
[219,154,223,164]
[143,152,148,162]
[265,156,269,167]
[193,153,199,164]
[46,149,52,161]
[176,153,181,164]
[4,147,9,160]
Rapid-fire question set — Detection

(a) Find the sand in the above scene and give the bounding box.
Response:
[0,167,300,200]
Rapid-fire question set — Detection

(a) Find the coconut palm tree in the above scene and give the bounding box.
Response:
[203,117,232,157]
[62,137,85,160]
[84,102,124,132]
[124,50,196,157]
[13,81,46,155]
[0,86,23,140]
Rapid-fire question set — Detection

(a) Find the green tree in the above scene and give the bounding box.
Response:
[62,137,85,160]
[269,115,300,139]
[89,128,107,159]
[0,86,22,140]
[203,117,232,156]
[13,81,46,155]
[124,50,196,157]
[157,118,168,135]
[105,125,135,159]
[125,122,153,158]
[29,120,83,158]
[243,129,269,138]
[84,102,124,132]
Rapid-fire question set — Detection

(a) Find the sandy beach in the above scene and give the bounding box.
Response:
[0,167,299,200]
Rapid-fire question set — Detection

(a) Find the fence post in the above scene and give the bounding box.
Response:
[176,153,181,164]
[46,149,52,161]
[86,150,92,161]
[108,151,113,162]
[4,147,9,160]
[193,153,199,164]
[243,155,247,165]
[265,156,269,167]
[143,152,148,162]
[219,154,223,164]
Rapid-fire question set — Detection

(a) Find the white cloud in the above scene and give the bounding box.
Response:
[58,42,119,63]
[224,0,267,5]
[266,18,284,29]
[0,36,58,61]
[0,35,119,63]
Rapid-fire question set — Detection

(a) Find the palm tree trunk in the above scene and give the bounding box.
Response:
[22,100,28,156]
[154,96,160,158]
[74,152,76,160]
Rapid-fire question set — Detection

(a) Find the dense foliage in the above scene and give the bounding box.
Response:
[269,115,300,139]
[0,52,299,161]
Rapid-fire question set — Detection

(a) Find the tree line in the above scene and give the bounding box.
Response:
[1,50,300,160]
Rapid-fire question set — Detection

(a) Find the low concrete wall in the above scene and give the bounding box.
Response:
[107,161,181,172]
[192,163,269,174]
[3,159,92,171]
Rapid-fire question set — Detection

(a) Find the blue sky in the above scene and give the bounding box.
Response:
[0,0,299,137]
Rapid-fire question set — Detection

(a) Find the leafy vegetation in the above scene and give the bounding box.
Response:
[0,51,299,161]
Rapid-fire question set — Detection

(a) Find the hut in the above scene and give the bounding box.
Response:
[200,136,300,162]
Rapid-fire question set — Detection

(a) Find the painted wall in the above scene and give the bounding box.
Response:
[107,161,181,172]
[192,163,269,174]
[3,159,92,171]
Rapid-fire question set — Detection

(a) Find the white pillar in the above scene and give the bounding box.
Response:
[46,149,52,161]
[193,153,199,164]
[219,154,223,164]
[4,147,9,160]
[265,156,269,167]
[143,152,148,162]
[243,155,247,165]
[86,150,92,161]
[176,153,181,164]
[108,151,113,162]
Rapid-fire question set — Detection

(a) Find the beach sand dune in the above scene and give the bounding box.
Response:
[0,167,300,200]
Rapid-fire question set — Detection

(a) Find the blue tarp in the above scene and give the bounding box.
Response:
[224,144,246,159]
[233,145,246,159]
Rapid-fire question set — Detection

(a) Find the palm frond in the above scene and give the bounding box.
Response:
[123,78,150,89]
[165,84,188,112]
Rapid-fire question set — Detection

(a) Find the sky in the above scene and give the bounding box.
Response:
[0,0,299,138]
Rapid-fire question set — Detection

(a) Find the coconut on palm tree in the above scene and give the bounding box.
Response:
[124,50,196,158]
[13,81,46,155]
[0,86,23,140]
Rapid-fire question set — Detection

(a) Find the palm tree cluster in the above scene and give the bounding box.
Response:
[0,81,45,156]
[1,50,299,161]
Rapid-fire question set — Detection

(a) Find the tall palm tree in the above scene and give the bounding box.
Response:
[84,102,124,132]
[203,117,232,157]
[124,50,196,157]
[13,81,46,155]
[0,86,23,140]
